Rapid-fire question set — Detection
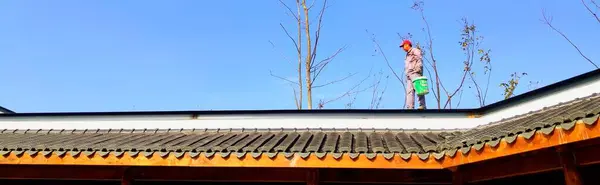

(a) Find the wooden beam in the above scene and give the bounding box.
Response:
[462,148,562,183]
[459,141,600,183]
[319,168,451,184]
[450,167,463,185]
[574,142,600,166]
[0,165,126,180]
[0,165,453,184]
[557,147,582,185]
[307,169,318,185]
[134,167,307,182]
[121,167,133,185]
[0,165,307,182]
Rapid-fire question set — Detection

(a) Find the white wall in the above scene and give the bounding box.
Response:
[480,74,600,125]
[0,113,477,130]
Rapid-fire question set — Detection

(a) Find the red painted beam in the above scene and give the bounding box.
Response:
[463,148,562,183]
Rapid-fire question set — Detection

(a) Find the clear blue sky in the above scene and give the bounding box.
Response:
[0,0,598,112]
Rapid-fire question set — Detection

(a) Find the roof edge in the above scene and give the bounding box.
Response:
[0,106,14,114]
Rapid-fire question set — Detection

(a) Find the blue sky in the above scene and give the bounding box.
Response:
[0,0,598,112]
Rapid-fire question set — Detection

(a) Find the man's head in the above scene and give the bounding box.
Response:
[400,40,412,52]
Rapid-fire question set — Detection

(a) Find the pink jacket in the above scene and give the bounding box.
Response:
[405,47,423,76]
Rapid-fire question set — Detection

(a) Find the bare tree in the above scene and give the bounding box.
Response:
[271,0,355,109]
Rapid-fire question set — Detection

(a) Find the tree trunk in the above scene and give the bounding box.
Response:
[302,0,313,109]
[296,0,303,110]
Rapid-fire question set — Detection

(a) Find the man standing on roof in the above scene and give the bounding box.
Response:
[401,39,426,109]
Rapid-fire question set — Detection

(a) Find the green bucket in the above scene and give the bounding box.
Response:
[412,76,429,96]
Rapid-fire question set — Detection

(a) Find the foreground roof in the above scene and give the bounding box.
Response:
[0,93,598,163]
[443,93,600,154]
[0,128,462,161]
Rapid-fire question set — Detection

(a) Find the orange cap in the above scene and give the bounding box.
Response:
[400,40,412,47]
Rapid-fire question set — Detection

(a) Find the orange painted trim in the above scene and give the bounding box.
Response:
[0,152,443,169]
[0,119,598,169]
[467,113,481,118]
[442,119,600,168]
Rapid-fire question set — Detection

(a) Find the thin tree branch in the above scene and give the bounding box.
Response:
[455,89,465,108]
[308,0,317,10]
[345,65,376,109]
[369,70,389,109]
[291,86,300,109]
[423,55,450,94]
[270,39,302,109]
[319,75,375,108]
[368,32,407,89]
[423,61,439,103]
[582,0,600,23]
[313,72,357,88]
[278,0,300,21]
[270,70,299,85]
[469,71,484,106]
[309,0,327,68]
[370,71,383,109]
[465,32,485,107]
[417,46,441,104]
[542,10,599,68]
[320,64,375,109]
[269,41,293,64]
[374,76,390,109]
[312,46,346,83]
[280,23,301,54]
[483,63,492,105]
[443,69,469,109]
[592,0,600,9]
[368,32,407,108]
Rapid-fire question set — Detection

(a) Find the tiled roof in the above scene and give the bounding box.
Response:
[439,93,600,156]
[0,128,462,160]
[0,93,599,161]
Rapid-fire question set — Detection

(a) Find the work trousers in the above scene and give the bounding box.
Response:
[406,74,426,109]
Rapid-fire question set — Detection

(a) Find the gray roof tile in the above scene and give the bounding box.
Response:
[442,93,600,153]
[0,128,456,160]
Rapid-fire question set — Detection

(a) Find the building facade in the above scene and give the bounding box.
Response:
[1,69,600,185]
